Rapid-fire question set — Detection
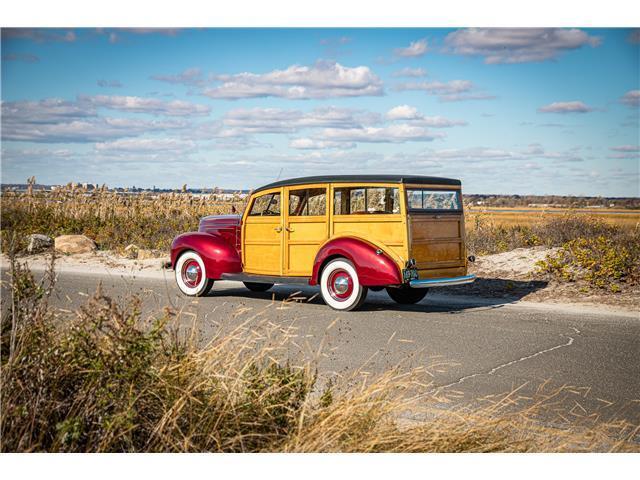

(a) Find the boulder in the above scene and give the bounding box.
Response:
[26,234,53,254]
[54,235,97,254]
[137,249,158,260]
[124,244,140,259]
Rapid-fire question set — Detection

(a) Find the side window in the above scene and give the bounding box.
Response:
[334,187,400,215]
[248,192,281,216]
[289,188,326,216]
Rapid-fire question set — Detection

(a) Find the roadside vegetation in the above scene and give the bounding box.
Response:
[467,213,640,291]
[1,256,638,452]
[1,183,638,292]
[0,182,246,254]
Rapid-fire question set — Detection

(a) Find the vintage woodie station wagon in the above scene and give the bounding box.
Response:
[171,175,476,311]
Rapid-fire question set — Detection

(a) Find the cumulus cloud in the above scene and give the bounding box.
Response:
[221,106,378,134]
[394,80,494,102]
[444,28,601,64]
[79,95,210,116]
[2,28,76,43]
[2,53,39,63]
[620,90,640,108]
[289,138,356,150]
[301,124,445,144]
[394,39,428,57]
[95,138,197,154]
[97,79,123,88]
[537,101,594,114]
[385,105,466,127]
[1,98,191,143]
[200,61,383,100]
[608,144,640,159]
[392,67,427,78]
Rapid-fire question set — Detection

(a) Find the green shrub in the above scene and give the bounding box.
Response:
[536,235,639,290]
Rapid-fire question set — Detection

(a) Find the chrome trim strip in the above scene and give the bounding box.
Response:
[409,274,476,288]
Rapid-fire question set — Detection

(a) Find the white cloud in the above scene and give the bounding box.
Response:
[2,28,76,43]
[394,39,428,57]
[289,138,356,150]
[444,28,601,64]
[81,95,210,116]
[621,90,640,108]
[385,105,466,127]
[222,106,378,133]
[306,124,445,144]
[394,80,494,102]
[608,144,640,159]
[610,145,640,152]
[391,67,427,78]
[1,98,191,143]
[201,61,383,100]
[537,101,594,114]
[95,138,197,154]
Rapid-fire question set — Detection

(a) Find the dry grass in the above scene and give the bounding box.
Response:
[1,255,638,452]
[0,184,246,253]
[466,207,640,229]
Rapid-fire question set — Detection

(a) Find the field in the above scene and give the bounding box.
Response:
[467,206,640,229]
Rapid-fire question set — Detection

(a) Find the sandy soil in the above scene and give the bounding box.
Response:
[2,247,638,315]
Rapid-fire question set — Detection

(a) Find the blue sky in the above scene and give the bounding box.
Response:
[1,27,639,195]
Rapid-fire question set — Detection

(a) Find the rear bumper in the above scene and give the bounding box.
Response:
[409,274,476,288]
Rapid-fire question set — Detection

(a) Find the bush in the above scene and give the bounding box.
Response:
[536,235,639,290]
[0,186,246,253]
[2,257,638,452]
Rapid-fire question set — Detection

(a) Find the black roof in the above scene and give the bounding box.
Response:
[253,175,461,193]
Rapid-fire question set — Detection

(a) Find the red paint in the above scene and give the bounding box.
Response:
[309,237,402,287]
[198,215,241,252]
[171,231,242,280]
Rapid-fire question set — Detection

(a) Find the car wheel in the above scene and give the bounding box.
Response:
[243,282,274,292]
[320,258,368,311]
[386,286,428,305]
[175,251,214,297]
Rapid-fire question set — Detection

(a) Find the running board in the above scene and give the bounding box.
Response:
[220,273,311,285]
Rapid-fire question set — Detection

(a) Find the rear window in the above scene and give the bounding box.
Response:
[407,189,461,211]
[334,187,400,215]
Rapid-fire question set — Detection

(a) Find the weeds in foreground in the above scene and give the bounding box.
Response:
[1,256,638,452]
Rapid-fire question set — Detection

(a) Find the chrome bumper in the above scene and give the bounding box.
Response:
[409,274,476,288]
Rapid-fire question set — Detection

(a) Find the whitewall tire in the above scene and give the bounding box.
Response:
[320,258,367,311]
[175,250,214,297]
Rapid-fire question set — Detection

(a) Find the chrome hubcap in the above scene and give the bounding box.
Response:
[333,276,349,294]
[185,264,200,283]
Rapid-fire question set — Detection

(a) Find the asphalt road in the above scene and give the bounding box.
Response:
[3,266,640,425]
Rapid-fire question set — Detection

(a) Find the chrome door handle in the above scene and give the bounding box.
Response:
[274,226,282,232]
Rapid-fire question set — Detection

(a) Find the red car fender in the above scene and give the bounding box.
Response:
[309,236,403,287]
[171,232,242,279]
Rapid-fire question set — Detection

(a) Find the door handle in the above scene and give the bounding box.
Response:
[285,226,294,232]
[274,226,282,232]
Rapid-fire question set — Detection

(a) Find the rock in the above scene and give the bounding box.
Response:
[124,244,140,259]
[54,235,97,254]
[137,249,158,260]
[27,234,53,254]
